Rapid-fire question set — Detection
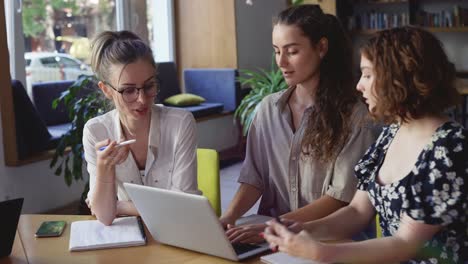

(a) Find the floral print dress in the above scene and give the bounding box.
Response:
[355,121,468,264]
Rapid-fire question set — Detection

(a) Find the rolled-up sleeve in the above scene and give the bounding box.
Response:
[327,121,381,203]
[83,122,98,200]
[238,114,264,191]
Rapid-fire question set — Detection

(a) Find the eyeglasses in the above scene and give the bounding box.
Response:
[105,78,158,103]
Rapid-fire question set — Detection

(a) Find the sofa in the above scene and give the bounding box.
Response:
[156,62,240,118]
[11,62,241,159]
[32,80,76,139]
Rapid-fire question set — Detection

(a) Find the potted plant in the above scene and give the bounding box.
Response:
[49,75,109,214]
[234,59,288,135]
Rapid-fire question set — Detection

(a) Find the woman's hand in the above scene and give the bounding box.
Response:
[219,215,236,229]
[95,139,130,180]
[226,223,267,244]
[264,220,333,262]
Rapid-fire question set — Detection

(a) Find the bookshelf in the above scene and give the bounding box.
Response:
[338,0,468,72]
[341,0,468,34]
[354,26,468,35]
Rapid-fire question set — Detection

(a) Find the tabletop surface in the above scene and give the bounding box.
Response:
[2,214,264,264]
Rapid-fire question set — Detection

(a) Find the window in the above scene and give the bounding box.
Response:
[3,1,176,165]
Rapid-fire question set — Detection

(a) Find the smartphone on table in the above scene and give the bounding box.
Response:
[35,221,66,237]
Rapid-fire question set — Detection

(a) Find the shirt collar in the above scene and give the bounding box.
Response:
[275,86,297,110]
[113,104,160,152]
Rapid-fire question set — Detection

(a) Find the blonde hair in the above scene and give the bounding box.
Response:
[90,31,156,83]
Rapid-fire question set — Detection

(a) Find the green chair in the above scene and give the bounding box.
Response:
[376,214,383,238]
[197,148,221,216]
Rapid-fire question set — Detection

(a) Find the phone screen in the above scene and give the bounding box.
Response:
[35,221,66,237]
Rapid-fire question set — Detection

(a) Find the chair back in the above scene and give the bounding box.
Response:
[12,80,52,159]
[376,214,383,238]
[156,62,181,103]
[197,148,221,216]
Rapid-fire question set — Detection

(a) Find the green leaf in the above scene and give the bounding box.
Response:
[235,55,287,134]
[54,162,63,176]
[49,75,105,188]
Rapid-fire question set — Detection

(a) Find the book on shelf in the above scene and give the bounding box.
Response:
[69,216,147,251]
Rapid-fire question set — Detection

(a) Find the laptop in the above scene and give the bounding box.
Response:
[0,198,24,258]
[124,183,270,261]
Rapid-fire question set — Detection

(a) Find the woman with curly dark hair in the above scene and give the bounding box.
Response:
[220,4,379,243]
[264,27,467,264]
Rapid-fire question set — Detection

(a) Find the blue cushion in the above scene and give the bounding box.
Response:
[48,123,73,140]
[184,69,239,112]
[32,80,75,126]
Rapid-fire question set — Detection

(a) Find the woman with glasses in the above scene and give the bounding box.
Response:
[83,31,200,225]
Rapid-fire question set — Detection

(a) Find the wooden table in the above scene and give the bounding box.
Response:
[6,214,263,264]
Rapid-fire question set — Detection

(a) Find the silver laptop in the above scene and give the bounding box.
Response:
[124,183,270,261]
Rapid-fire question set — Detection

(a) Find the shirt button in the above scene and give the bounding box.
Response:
[154,180,158,183]
[291,156,296,161]
[291,187,297,192]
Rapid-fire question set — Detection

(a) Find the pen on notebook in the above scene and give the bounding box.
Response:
[99,139,136,151]
[137,216,147,243]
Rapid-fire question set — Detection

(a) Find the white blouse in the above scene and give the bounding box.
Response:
[83,104,200,201]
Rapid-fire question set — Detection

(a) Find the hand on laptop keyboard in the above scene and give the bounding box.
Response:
[226,223,267,244]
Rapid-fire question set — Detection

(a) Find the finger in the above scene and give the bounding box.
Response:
[225,226,241,236]
[227,224,235,229]
[231,231,258,244]
[269,221,293,238]
[278,218,296,226]
[227,228,245,241]
[239,234,264,244]
[98,141,118,157]
[95,139,110,149]
[115,147,130,164]
[263,231,282,249]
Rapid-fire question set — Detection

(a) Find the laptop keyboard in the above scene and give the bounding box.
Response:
[231,243,262,255]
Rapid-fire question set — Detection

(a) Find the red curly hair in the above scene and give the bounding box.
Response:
[361,26,460,124]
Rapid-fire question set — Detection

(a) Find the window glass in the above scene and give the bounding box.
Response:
[39,57,59,68]
[22,0,116,91]
[58,57,82,69]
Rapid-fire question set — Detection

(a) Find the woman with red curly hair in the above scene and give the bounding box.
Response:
[264,27,467,264]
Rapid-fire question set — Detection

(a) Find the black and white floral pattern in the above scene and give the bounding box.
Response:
[355,121,468,264]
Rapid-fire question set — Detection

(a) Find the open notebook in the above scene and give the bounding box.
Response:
[69,216,146,251]
[261,252,326,264]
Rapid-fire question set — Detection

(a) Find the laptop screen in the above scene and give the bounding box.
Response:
[0,198,23,257]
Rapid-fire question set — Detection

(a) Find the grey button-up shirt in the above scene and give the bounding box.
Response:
[238,87,380,216]
[84,104,200,201]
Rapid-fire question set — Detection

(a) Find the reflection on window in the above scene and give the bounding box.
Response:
[22,0,116,91]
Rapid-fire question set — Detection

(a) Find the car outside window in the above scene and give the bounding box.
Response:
[58,57,81,70]
[40,57,59,68]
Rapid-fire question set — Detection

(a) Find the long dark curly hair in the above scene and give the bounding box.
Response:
[275,5,358,163]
